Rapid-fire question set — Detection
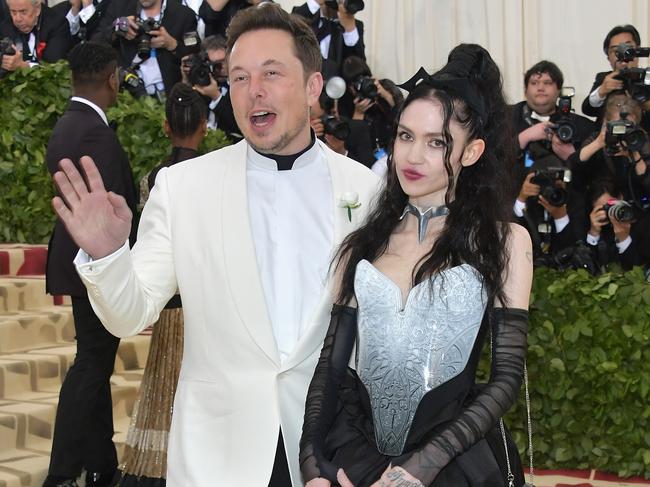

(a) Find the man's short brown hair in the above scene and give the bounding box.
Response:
[226,3,322,79]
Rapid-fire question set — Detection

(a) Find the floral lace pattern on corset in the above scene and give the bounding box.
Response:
[354,260,487,456]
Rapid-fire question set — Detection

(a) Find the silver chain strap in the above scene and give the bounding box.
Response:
[523,362,535,487]
[491,323,535,487]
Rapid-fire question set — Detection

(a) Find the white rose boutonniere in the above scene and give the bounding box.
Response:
[339,192,361,222]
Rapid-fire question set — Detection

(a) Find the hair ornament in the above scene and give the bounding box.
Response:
[398,66,486,120]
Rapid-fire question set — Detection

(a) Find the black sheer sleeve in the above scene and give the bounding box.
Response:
[299,304,358,483]
[392,308,528,486]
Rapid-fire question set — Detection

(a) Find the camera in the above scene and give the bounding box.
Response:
[614,43,650,63]
[321,115,350,140]
[530,167,571,207]
[605,112,647,154]
[0,37,16,80]
[549,87,576,143]
[615,67,650,103]
[324,0,364,14]
[119,64,147,98]
[184,51,213,87]
[134,17,161,60]
[353,76,378,100]
[603,198,635,223]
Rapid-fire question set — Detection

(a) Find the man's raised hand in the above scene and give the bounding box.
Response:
[51,156,132,260]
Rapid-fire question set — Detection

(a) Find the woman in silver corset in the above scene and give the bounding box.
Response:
[299,44,533,487]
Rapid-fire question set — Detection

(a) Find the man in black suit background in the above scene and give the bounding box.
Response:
[43,42,138,487]
[581,24,641,123]
[98,0,196,98]
[0,0,70,72]
[292,0,365,79]
[182,34,241,139]
[51,0,113,45]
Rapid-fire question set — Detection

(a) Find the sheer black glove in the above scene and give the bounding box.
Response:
[300,304,358,483]
[392,308,529,486]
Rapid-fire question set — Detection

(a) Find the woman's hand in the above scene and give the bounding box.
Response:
[370,465,424,487]
[305,468,355,487]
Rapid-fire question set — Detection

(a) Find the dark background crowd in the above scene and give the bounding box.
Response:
[1,0,649,274]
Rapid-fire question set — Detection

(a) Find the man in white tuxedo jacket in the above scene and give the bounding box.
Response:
[50,4,379,487]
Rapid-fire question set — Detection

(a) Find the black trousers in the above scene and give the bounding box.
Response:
[268,430,292,487]
[47,296,120,478]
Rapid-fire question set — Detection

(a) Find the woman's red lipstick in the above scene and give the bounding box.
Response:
[402,169,424,181]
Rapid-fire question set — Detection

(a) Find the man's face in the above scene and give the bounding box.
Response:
[228,29,322,155]
[525,72,560,115]
[607,32,639,71]
[207,48,227,82]
[138,0,161,10]
[7,0,41,34]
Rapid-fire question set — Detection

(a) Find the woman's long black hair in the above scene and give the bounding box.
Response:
[334,44,517,307]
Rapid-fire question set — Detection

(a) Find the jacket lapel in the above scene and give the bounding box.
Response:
[222,141,280,367]
[280,141,359,372]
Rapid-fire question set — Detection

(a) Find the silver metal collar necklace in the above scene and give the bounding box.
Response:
[399,202,449,243]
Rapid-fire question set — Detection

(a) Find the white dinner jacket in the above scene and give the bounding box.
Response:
[76,139,380,486]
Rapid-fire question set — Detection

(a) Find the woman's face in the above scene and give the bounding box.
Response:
[393,98,477,208]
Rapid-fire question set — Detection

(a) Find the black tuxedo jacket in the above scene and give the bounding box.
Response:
[209,89,240,138]
[45,100,138,297]
[198,0,250,39]
[292,2,365,78]
[581,71,608,120]
[98,0,197,95]
[51,0,113,44]
[0,0,7,25]
[0,5,71,63]
[586,215,650,271]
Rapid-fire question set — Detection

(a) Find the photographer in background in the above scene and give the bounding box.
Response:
[292,0,365,79]
[339,55,402,159]
[1,0,70,74]
[310,90,374,166]
[581,24,643,125]
[510,60,595,262]
[585,178,650,271]
[199,0,263,40]
[570,91,650,196]
[98,0,196,99]
[181,34,240,138]
[51,0,111,45]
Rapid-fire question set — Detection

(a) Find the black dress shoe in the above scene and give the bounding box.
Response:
[85,470,118,487]
[42,477,79,487]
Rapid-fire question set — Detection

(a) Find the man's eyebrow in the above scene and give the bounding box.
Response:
[229,59,285,72]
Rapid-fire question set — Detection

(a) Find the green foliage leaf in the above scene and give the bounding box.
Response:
[1,62,230,243]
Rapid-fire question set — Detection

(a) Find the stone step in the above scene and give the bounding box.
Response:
[0,306,74,354]
[0,278,55,314]
[0,336,150,401]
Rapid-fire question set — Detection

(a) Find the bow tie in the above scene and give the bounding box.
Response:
[530,111,550,123]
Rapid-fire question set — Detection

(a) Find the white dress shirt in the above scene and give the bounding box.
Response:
[247,142,334,362]
[306,0,360,60]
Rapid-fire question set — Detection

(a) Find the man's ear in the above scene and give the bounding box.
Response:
[305,70,324,108]
[108,69,119,94]
[163,119,171,137]
[461,138,485,167]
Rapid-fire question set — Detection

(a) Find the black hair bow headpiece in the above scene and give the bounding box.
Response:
[398,66,487,120]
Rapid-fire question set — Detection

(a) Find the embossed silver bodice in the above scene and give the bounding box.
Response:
[354,260,487,456]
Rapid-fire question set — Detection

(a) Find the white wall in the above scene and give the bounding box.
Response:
[277,0,650,116]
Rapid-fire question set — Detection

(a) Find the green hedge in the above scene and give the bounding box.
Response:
[497,266,650,479]
[0,62,230,244]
